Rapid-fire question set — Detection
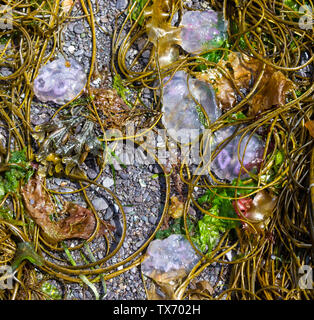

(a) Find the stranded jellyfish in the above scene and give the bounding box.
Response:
[161,70,220,142]
[210,126,265,182]
[141,234,200,279]
[33,58,87,105]
[180,10,227,54]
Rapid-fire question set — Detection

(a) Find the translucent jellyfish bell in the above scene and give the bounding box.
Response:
[180,10,227,54]
[33,57,87,105]
[161,70,221,143]
[210,126,265,182]
[141,234,200,278]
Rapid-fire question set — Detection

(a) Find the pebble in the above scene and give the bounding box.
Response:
[68,45,76,54]
[226,251,233,262]
[136,239,145,248]
[142,50,150,59]
[73,23,85,34]
[123,206,135,214]
[0,67,12,77]
[91,77,102,86]
[143,191,151,202]
[134,195,143,203]
[119,172,129,180]
[113,204,119,213]
[54,178,63,186]
[138,179,146,188]
[87,168,98,180]
[92,197,108,211]
[148,216,158,224]
[100,16,108,23]
[84,50,92,57]
[112,161,122,171]
[102,177,114,188]
[74,49,85,57]
[104,207,114,220]
[66,23,74,33]
[116,0,128,10]
[153,165,163,174]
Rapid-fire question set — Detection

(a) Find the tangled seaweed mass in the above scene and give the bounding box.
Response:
[0,0,313,301]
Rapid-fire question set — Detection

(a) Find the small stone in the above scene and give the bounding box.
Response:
[143,191,151,202]
[142,50,151,59]
[68,45,76,54]
[74,49,85,57]
[104,207,114,220]
[102,177,114,188]
[226,251,233,261]
[137,38,147,50]
[105,25,112,34]
[54,178,63,186]
[116,0,128,10]
[0,67,12,77]
[100,16,108,24]
[119,172,129,180]
[139,179,146,188]
[148,216,157,224]
[134,196,143,203]
[151,207,158,214]
[123,206,135,214]
[112,160,122,171]
[61,187,72,194]
[91,77,102,86]
[31,115,41,125]
[84,50,92,57]
[153,165,163,174]
[73,23,85,34]
[136,239,145,248]
[92,197,108,211]
[87,168,98,180]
